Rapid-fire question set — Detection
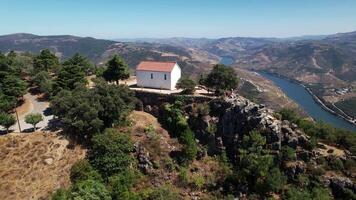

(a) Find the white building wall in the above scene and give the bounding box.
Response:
[136,70,172,89]
[136,63,181,90]
[170,64,181,90]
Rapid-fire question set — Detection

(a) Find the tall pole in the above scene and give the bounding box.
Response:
[14,108,21,133]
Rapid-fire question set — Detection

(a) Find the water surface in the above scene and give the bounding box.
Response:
[259,72,356,132]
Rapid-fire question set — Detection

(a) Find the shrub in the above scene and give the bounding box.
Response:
[177,77,196,94]
[107,170,139,200]
[51,188,70,200]
[328,156,344,170]
[89,128,134,179]
[281,146,297,161]
[70,159,102,183]
[70,179,111,200]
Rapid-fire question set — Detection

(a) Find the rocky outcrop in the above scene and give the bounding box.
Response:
[134,142,153,174]
[209,93,310,155]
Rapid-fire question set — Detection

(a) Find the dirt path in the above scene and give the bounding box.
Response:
[10,93,53,132]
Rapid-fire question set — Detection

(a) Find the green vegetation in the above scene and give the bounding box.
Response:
[0,112,16,133]
[24,113,43,131]
[33,49,59,73]
[50,80,135,138]
[89,128,134,179]
[200,64,239,94]
[103,55,130,84]
[70,159,103,183]
[278,108,356,154]
[176,77,196,94]
[160,100,198,163]
[0,52,29,133]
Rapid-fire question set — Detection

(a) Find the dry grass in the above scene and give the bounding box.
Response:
[0,132,86,200]
[316,142,346,158]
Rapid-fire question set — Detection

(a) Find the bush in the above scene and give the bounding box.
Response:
[89,128,134,179]
[328,156,344,170]
[281,146,297,161]
[51,188,70,200]
[107,170,139,200]
[70,159,102,183]
[70,179,111,200]
[177,77,196,94]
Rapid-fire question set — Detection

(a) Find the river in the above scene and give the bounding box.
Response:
[219,57,356,132]
[258,72,356,132]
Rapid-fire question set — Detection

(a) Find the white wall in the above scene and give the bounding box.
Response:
[136,63,181,90]
[170,64,181,90]
[136,70,171,89]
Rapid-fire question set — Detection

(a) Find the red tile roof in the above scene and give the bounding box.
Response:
[136,61,176,72]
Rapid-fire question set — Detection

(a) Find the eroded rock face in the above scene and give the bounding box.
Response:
[209,94,309,155]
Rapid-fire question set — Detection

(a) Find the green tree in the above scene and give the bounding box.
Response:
[203,64,238,94]
[25,113,43,131]
[70,179,111,200]
[50,86,103,137]
[0,92,16,112]
[103,55,130,84]
[1,75,27,99]
[177,77,196,94]
[70,159,103,183]
[179,128,198,163]
[92,79,136,127]
[32,70,53,94]
[63,53,94,75]
[33,49,59,72]
[0,112,16,133]
[54,64,87,92]
[89,128,134,179]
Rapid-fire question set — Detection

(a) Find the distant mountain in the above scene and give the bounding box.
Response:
[0,33,214,75]
[1,32,355,84]
[0,33,115,62]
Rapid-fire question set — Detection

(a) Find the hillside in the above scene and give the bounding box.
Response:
[0,33,216,75]
[0,132,86,200]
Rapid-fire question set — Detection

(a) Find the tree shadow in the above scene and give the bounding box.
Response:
[43,118,62,132]
[43,107,53,116]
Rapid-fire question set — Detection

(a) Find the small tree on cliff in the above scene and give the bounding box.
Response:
[202,64,238,94]
[177,77,196,94]
[103,55,130,84]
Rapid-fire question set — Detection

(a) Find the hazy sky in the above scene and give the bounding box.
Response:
[1,0,356,39]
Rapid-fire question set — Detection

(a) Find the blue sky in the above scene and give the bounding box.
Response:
[1,0,356,39]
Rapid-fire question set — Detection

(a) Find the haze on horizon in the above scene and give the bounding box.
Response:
[1,0,356,39]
